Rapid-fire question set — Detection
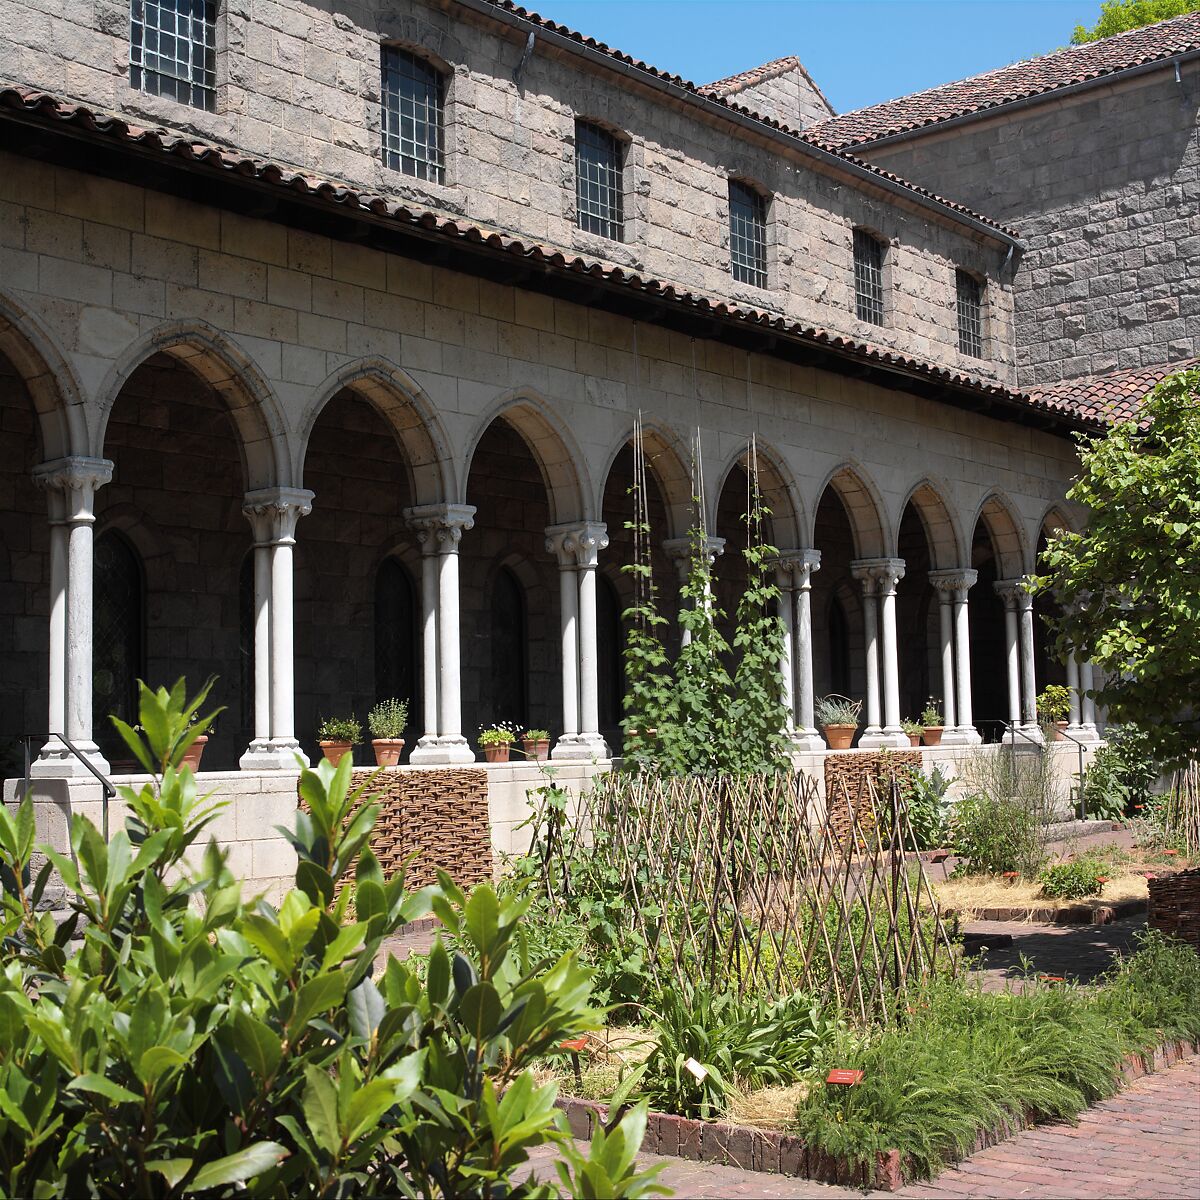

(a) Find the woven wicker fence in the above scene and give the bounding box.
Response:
[1148,867,1200,953]
[536,769,956,1024]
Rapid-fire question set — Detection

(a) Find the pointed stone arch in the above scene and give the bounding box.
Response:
[93,320,289,490]
[813,462,887,558]
[300,358,454,506]
[899,478,962,569]
[0,291,87,461]
[1039,504,1076,541]
[598,418,693,540]
[464,390,589,524]
[972,492,1028,578]
[714,439,806,550]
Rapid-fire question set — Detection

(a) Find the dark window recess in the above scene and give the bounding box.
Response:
[575,121,624,241]
[597,574,624,748]
[93,531,144,763]
[129,0,216,111]
[729,181,768,288]
[375,558,419,735]
[488,568,527,730]
[853,229,885,326]
[381,46,445,183]
[829,594,851,699]
[957,270,985,358]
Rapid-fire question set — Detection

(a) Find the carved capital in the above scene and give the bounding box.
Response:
[776,548,821,590]
[404,503,476,554]
[545,522,609,569]
[243,487,315,545]
[663,535,725,564]
[851,557,905,593]
[993,577,1033,609]
[33,457,113,523]
[929,567,978,595]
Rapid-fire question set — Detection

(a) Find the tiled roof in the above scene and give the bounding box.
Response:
[0,85,1083,432]
[1030,359,1200,426]
[700,55,835,118]
[471,2,1019,239]
[809,10,1200,148]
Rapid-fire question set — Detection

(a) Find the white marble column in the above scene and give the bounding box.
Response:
[930,568,980,746]
[548,522,610,760]
[414,535,440,754]
[849,561,883,746]
[776,565,796,731]
[663,535,724,647]
[778,549,824,753]
[1079,659,1100,738]
[240,487,313,769]
[874,559,907,744]
[1066,654,1082,732]
[994,579,1040,742]
[1017,583,1040,736]
[31,457,113,776]
[928,572,958,736]
[405,504,476,764]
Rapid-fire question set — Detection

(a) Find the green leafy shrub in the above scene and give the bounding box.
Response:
[366,698,409,739]
[1081,724,1160,821]
[1039,859,1106,899]
[317,713,363,743]
[793,931,1200,1178]
[895,766,954,850]
[0,680,662,1198]
[1036,685,1071,724]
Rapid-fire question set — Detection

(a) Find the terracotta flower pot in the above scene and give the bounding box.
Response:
[907,733,921,746]
[923,726,944,747]
[180,734,208,772]
[823,724,856,751]
[1052,720,1068,741]
[521,738,550,761]
[319,740,354,766]
[372,738,405,767]
[483,743,511,763]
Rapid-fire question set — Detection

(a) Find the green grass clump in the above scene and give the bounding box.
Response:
[792,931,1200,1178]
[1039,859,1106,899]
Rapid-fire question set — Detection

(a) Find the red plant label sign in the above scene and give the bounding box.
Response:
[826,1069,864,1086]
[559,1037,588,1053]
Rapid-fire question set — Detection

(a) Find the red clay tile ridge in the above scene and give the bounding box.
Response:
[1030,358,1200,427]
[0,84,1086,431]
[470,1,1019,241]
[809,10,1200,149]
[700,54,835,119]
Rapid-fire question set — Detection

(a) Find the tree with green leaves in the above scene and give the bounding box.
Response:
[1071,0,1199,43]
[1035,368,1200,769]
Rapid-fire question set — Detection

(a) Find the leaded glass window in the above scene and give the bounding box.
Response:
[729,180,768,288]
[853,228,885,326]
[956,269,985,358]
[93,531,143,761]
[381,47,445,183]
[575,121,624,241]
[375,558,418,730]
[129,0,216,111]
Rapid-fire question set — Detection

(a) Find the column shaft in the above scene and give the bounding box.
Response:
[1004,601,1021,726]
[252,543,271,742]
[777,569,796,730]
[796,576,817,734]
[436,547,463,741]
[269,539,296,743]
[578,562,600,737]
[1066,655,1082,729]
[879,575,902,733]
[46,510,68,740]
[953,588,975,735]
[937,592,957,730]
[862,581,881,732]
[558,562,580,737]
[1018,592,1038,728]
[419,549,439,744]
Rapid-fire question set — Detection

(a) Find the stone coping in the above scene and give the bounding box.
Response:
[555,1038,1198,1191]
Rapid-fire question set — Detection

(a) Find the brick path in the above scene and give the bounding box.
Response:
[524,1056,1200,1198]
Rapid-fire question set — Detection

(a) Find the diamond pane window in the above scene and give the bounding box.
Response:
[575,121,624,241]
[729,180,768,288]
[853,228,885,326]
[129,0,216,111]
[957,269,985,358]
[381,47,445,183]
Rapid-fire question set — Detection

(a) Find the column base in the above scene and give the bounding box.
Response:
[551,733,610,761]
[1003,725,1045,747]
[1067,723,1103,745]
[940,726,982,746]
[859,729,911,749]
[32,741,110,778]
[239,739,307,771]
[409,735,476,765]
[788,729,828,754]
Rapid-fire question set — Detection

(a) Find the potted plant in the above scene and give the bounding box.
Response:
[901,718,924,747]
[368,697,409,767]
[479,725,515,763]
[1037,684,1071,739]
[179,712,212,772]
[814,694,861,751]
[317,715,361,767]
[521,728,550,761]
[920,698,944,747]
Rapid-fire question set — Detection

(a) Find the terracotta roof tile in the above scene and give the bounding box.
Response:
[0,85,1082,431]
[700,54,835,119]
[1030,359,1200,426]
[809,10,1200,148]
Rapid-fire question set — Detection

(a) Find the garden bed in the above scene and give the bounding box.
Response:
[553,1037,1198,1191]
[936,871,1149,924]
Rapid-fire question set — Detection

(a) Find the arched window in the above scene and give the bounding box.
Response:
[93,530,143,759]
[597,574,624,747]
[375,559,418,729]
[828,594,851,698]
[489,567,527,729]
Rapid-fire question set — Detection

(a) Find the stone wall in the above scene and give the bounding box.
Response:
[2,0,1017,381]
[711,62,834,129]
[865,63,1200,386]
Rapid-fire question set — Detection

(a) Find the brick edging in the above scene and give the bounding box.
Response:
[957,896,1147,925]
[555,1037,1197,1191]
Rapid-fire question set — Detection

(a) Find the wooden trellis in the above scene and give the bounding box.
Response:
[542,770,957,1024]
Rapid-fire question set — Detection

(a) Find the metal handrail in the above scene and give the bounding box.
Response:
[21,734,116,840]
[1000,721,1094,821]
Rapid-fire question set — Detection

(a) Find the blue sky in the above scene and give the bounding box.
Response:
[542,1,1103,113]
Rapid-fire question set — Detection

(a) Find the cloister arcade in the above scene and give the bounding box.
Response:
[0,300,1101,784]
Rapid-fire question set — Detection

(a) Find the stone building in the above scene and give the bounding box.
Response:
[1,1,1194,883]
